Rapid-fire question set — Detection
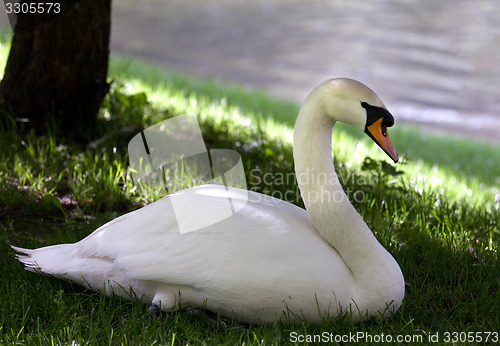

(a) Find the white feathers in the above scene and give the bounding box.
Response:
[12,78,404,324]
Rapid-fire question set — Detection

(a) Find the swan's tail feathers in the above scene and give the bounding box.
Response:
[11,244,74,275]
[11,245,40,272]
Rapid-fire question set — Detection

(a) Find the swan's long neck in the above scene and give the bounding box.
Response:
[293,95,403,298]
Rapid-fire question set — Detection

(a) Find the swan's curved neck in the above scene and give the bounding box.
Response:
[292,96,399,289]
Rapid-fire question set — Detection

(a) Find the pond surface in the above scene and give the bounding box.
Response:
[1,0,499,143]
[110,0,500,144]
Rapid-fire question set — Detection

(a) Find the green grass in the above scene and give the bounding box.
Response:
[1,38,499,344]
[108,56,500,211]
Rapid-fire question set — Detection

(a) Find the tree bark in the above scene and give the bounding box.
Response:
[0,0,111,141]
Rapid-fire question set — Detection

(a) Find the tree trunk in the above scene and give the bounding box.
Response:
[0,0,111,141]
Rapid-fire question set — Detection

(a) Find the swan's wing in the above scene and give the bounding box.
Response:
[74,185,321,288]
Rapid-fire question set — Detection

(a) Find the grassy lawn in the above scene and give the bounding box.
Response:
[1,35,499,344]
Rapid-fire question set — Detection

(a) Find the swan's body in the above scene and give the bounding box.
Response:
[12,78,405,324]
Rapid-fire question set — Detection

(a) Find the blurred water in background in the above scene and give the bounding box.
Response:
[1,0,499,143]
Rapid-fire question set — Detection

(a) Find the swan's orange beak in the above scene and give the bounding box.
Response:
[366,118,399,163]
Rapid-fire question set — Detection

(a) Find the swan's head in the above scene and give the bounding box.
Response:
[316,78,399,163]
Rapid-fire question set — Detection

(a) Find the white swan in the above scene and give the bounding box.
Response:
[11,78,404,324]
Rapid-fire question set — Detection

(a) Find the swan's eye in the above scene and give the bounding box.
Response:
[381,124,387,137]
